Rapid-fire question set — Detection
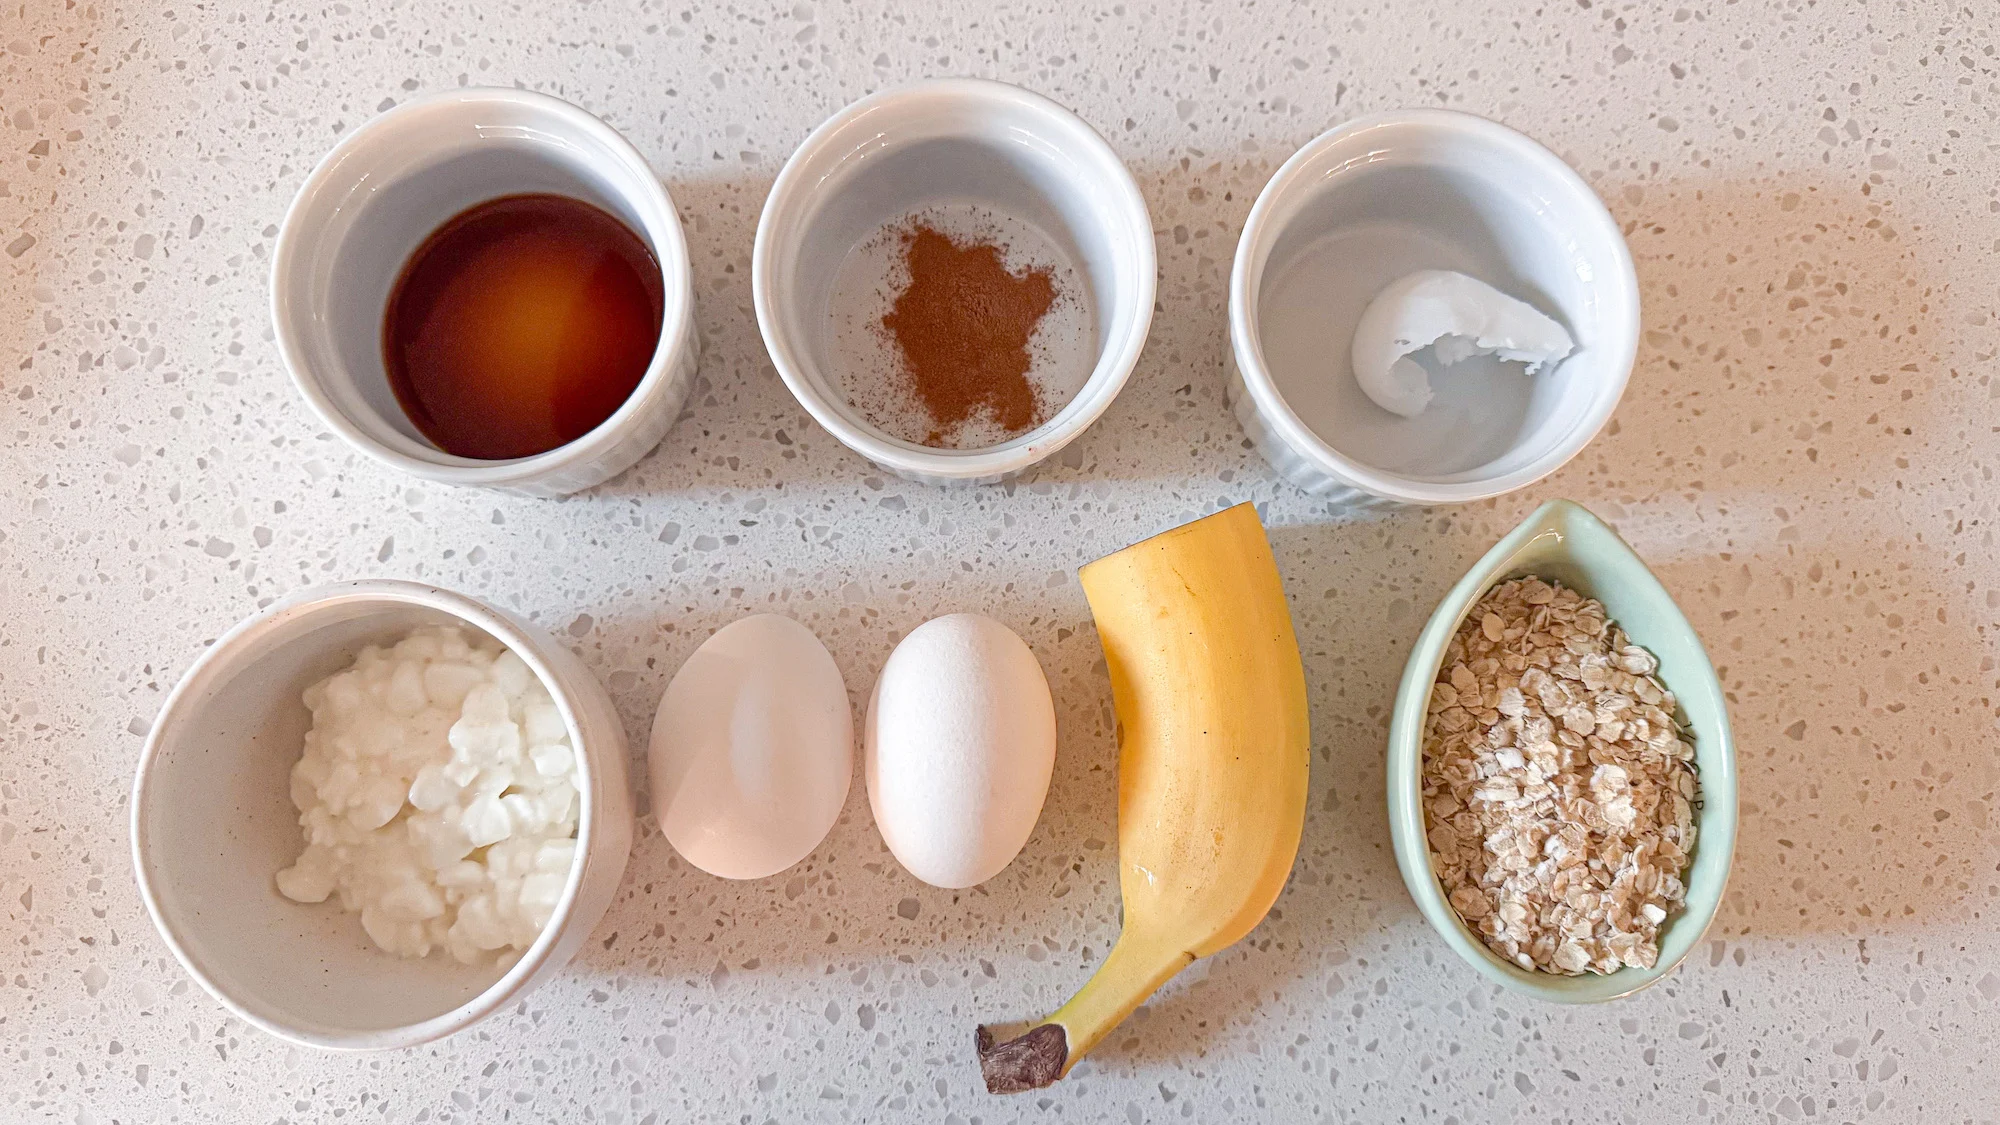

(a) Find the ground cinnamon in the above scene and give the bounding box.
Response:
[881,224,1057,445]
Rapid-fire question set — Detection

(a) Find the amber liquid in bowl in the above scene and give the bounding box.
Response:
[383,193,665,461]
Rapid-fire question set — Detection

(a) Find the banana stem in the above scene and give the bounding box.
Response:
[1047,931,1194,1064]
[977,930,1194,1093]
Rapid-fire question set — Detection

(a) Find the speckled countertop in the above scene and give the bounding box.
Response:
[4,1,1998,1121]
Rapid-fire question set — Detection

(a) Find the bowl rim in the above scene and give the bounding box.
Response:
[1227,108,1641,505]
[1384,499,1738,1001]
[750,76,1157,481]
[130,579,607,1049]
[268,86,694,490]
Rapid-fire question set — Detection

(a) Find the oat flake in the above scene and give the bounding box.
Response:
[1422,577,1699,976]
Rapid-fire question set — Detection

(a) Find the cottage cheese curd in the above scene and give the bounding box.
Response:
[274,625,581,964]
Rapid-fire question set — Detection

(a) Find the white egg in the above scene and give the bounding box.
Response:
[649,614,853,880]
[866,613,1056,889]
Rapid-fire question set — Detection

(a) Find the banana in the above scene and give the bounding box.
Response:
[975,502,1310,1093]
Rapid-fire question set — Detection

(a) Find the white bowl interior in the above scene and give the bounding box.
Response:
[1243,121,1633,484]
[762,90,1150,458]
[135,601,571,1040]
[276,96,680,467]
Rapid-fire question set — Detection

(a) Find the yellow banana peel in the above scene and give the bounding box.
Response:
[976,502,1310,1093]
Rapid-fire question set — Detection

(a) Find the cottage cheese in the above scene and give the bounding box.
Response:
[274,625,582,964]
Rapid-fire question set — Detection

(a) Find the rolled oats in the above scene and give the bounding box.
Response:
[1421,576,1698,976]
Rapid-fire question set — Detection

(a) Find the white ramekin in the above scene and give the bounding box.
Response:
[271,88,696,497]
[1227,109,1640,508]
[130,580,634,1050]
[753,78,1156,486]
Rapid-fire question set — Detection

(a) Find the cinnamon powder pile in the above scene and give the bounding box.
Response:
[881,224,1058,446]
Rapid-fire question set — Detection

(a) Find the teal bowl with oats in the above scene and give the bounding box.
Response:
[1386,499,1737,1001]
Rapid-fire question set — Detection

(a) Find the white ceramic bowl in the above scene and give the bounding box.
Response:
[130,581,634,1050]
[271,88,697,497]
[1227,109,1640,508]
[753,78,1156,486]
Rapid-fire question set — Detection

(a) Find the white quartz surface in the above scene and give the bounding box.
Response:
[4,1,1998,1121]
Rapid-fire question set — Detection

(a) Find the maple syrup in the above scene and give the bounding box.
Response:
[383,193,664,460]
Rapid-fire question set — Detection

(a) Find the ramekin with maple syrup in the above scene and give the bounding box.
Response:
[272,88,695,496]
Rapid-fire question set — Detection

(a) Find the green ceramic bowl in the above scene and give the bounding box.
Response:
[1386,499,1737,1001]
